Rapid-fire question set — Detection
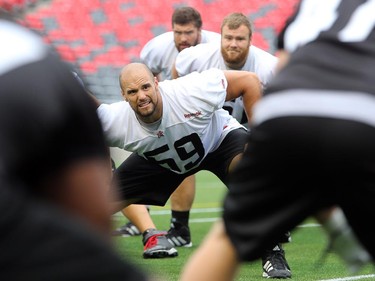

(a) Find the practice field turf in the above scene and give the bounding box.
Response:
[112,171,375,281]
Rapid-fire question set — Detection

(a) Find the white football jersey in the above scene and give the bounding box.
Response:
[97,68,244,174]
[175,42,278,123]
[140,30,221,81]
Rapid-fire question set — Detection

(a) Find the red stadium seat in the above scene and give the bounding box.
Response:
[15,0,299,100]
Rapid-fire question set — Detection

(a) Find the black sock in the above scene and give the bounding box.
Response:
[171,210,190,227]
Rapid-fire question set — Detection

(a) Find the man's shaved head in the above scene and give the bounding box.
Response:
[119,63,154,90]
[118,62,162,123]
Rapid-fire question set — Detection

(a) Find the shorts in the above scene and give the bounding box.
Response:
[224,116,375,262]
[113,128,248,206]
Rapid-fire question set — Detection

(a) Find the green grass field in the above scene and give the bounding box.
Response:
[112,171,375,281]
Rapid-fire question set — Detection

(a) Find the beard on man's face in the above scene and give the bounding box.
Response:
[221,46,249,64]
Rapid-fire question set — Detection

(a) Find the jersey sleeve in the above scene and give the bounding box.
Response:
[140,40,162,75]
[172,68,228,112]
[175,43,218,77]
[175,31,220,77]
[140,32,173,75]
[97,102,127,148]
[174,46,198,77]
[200,68,228,110]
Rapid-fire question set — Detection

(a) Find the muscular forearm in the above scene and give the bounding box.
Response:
[224,71,262,126]
[241,73,262,124]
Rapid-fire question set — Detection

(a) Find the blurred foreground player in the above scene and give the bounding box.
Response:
[0,10,149,281]
[173,12,292,278]
[180,1,375,280]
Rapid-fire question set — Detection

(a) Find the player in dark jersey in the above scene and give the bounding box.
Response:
[0,11,148,281]
[179,1,375,280]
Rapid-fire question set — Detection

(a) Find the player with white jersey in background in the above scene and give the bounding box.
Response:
[140,19,220,81]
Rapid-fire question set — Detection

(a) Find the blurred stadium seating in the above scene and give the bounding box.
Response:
[0,0,37,13]
[1,0,298,103]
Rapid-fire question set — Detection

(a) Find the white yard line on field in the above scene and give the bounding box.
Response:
[318,274,375,281]
[113,207,322,227]
[150,207,222,215]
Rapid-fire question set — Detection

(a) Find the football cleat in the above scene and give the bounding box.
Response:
[166,221,192,247]
[262,244,291,279]
[143,229,178,259]
[112,221,141,237]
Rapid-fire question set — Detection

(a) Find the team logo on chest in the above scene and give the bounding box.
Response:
[184,111,202,119]
[156,131,164,138]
